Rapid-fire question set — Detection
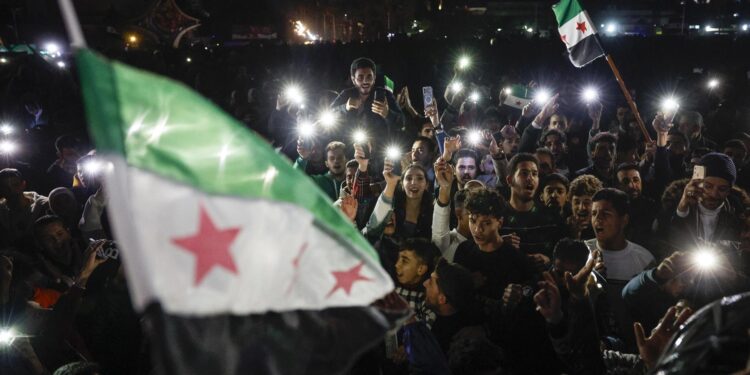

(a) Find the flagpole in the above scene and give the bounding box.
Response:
[601,53,653,143]
[57,0,87,48]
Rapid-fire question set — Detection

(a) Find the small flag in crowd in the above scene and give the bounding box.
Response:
[552,0,605,67]
[75,49,404,375]
[384,75,395,93]
[503,84,532,109]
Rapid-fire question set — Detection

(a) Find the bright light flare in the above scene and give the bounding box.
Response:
[582,87,599,102]
[127,34,139,43]
[298,121,315,138]
[534,89,551,105]
[386,146,401,161]
[0,140,16,154]
[317,110,337,128]
[693,248,719,271]
[56,61,66,68]
[606,23,617,33]
[353,130,368,144]
[661,97,680,112]
[707,79,719,89]
[284,85,305,105]
[0,124,13,136]
[185,57,192,63]
[83,160,104,175]
[0,57,7,64]
[44,43,60,56]
[467,130,483,145]
[469,91,480,103]
[503,87,512,95]
[0,328,15,345]
[450,81,464,93]
[457,56,471,70]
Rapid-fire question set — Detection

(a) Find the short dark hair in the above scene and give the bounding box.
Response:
[400,238,440,274]
[435,259,474,311]
[464,188,506,218]
[346,160,358,169]
[535,147,554,162]
[552,238,590,267]
[592,188,630,217]
[414,136,437,156]
[616,162,639,175]
[569,174,603,199]
[0,168,22,180]
[540,128,567,145]
[541,173,570,191]
[454,189,469,209]
[507,153,538,177]
[350,57,376,76]
[454,148,479,166]
[724,139,748,154]
[33,215,65,234]
[55,135,81,153]
[589,132,618,153]
[667,129,690,149]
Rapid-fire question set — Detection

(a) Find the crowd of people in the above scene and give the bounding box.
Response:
[1,37,750,374]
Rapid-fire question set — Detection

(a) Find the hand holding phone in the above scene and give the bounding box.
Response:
[422,86,434,109]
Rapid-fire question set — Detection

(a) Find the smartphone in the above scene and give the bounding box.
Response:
[422,86,434,109]
[692,165,706,180]
[388,158,402,176]
[374,89,384,103]
[354,142,370,160]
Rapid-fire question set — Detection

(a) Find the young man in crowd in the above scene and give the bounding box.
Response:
[538,173,569,218]
[535,147,556,179]
[585,188,656,349]
[573,133,618,187]
[410,136,437,190]
[453,149,479,191]
[330,57,405,143]
[432,157,470,261]
[616,163,656,248]
[670,152,743,249]
[502,153,565,266]
[45,135,83,193]
[294,141,347,201]
[567,174,602,240]
[677,111,717,152]
[0,168,50,248]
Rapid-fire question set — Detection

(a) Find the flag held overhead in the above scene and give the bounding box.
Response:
[552,0,605,67]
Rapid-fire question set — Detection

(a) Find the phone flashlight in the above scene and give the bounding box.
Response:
[284,85,305,105]
[0,328,16,346]
[661,97,680,124]
[298,121,315,138]
[534,89,551,105]
[707,79,719,90]
[467,130,483,145]
[0,124,12,136]
[450,81,464,93]
[457,56,471,70]
[582,87,599,103]
[0,140,17,155]
[317,110,337,129]
[693,248,719,272]
[469,91,480,103]
[353,130,370,159]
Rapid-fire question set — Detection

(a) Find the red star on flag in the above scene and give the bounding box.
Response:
[326,261,371,298]
[576,21,587,33]
[172,204,241,285]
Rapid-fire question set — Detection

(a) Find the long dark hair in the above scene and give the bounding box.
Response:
[392,164,433,239]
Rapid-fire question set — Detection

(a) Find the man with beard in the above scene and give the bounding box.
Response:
[454,149,479,190]
[294,141,348,201]
[331,57,404,143]
[677,111,717,152]
[411,136,437,190]
[535,147,556,179]
[541,129,570,176]
[539,173,569,218]
[501,153,564,269]
[616,163,656,248]
[573,133,617,187]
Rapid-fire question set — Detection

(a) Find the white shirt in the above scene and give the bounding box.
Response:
[431,201,467,262]
[585,239,655,282]
[676,202,723,242]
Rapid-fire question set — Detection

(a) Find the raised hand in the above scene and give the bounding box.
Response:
[341,195,358,221]
[563,250,598,300]
[534,271,563,323]
[297,138,311,160]
[346,97,361,112]
[443,135,461,160]
[501,233,521,250]
[424,99,440,128]
[372,99,390,119]
[434,157,455,188]
[383,158,401,186]
[634,306,694,370]
[503,283,523,309]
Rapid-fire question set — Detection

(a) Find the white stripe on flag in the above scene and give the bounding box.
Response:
[103,156,393,316]
[558,11,597,48]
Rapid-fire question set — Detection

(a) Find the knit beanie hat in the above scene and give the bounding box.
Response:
[699,152,736,185]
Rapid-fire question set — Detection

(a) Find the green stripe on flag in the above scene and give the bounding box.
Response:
[552,0,584,26]
[384,75,394,93]
[75,49,379,261]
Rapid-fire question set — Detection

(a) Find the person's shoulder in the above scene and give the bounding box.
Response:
[626,241,655,259]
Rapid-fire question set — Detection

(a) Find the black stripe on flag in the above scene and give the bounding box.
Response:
[144,302,407,375]
[568,34,605,68]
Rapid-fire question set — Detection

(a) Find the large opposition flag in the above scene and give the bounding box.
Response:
[75,49,403,374]
[552,0,605,67]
